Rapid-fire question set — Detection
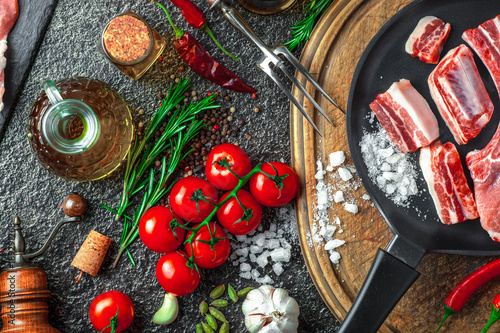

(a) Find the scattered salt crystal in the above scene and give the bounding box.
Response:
[379,147,394,158]
[315,169,325,180]
[280,239,292,249]
[325,225,337,239]
[251,269,260,279]
[256,251,269,268]
[277,229,284,236]
[250,245,263,254]
[273,262,284,276]
[329,251,341,264]
[344,203,358,214]
[270,248,291,262]
[264,231,277,239]
[253,234,266,247]
[233,261,239,266]
[240,272,252,279]
[240,263,252,272]
[381,162,391,172]
[230,253,237,261]
[326,165,334,172]
[386,184,396,195]
[269,223,277,233]
[234,248,249,257]
[267,239,281,249]
[249,253,257,262]
[256,275,274,285]
[377,175,387,185]
[236,235,247,242]
[329,151,346,167]
[362,194,371,200]
[325,239,346,251]
[338,167,353,181]
[239,257,247,262]
[333,191,344,203]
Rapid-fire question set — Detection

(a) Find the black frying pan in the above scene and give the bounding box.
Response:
[341,0,500,331]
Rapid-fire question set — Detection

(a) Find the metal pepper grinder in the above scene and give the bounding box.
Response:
[0,194,86,332]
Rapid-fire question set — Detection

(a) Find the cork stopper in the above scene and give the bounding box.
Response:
[71,230,111,277]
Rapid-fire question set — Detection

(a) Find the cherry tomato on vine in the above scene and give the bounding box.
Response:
[139,206,186,253]
[170,177,218,223]
[217,189,262,235]
[89,290,134,333]
[156,250,200,296]
[249,162,298,207]
[205,143,252,190]
[185,222,231,268]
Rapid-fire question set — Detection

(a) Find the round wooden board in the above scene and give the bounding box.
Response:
[290,0,500,332]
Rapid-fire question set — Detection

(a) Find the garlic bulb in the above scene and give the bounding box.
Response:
[242,285,300,333]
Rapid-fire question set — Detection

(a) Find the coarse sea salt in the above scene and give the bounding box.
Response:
[359,123,419,206]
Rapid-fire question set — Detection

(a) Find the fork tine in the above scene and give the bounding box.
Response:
[274,59,335,128]
[258,59,323,136]
[274,45,345,114]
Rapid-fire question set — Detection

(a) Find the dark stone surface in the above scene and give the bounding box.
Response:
[0,0,341,332]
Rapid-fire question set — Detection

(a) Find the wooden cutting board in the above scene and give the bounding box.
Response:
[290,0,500,332]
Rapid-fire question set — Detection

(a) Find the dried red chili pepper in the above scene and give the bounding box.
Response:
[167,0,239,61]
[436,258,500,333]
[155,2,255,94]
[482,292,500,333]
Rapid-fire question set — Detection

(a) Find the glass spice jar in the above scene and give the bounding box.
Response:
[98,11,166,80]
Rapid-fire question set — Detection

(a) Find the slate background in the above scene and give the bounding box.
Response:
[0,0,341,331]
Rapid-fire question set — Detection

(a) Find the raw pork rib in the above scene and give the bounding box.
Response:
[0,0,19,111]
[462,14,500,99]
[369,78,439,153]
[420,140,478,225]
[428,44,493,145]
[405,16,451,64]
[467,123,500,242]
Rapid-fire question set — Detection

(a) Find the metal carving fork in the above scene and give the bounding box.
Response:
[207,0,344,135]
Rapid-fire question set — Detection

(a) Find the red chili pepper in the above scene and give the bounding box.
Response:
[482,292,500,333]
[436,258,500,332]
[155,2,255,94]
[166,0,239,61]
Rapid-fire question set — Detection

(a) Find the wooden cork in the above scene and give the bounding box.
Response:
[71,230,111,276]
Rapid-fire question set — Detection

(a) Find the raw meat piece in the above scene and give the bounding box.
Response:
[467,122,500,242]
[420,140,478,225]
[405,16,451,64]
[0,0,19,112]
[369,78,439,153]
[463,14,500,99]
[428,44,493,145]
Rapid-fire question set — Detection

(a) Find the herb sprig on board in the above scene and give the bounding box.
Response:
[285,0,334,52]
[101,79,219,267]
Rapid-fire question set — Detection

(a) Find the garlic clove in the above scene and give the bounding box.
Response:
[245,314,267,333]
[152,293,179,325]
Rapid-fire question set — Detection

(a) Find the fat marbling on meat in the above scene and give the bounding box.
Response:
[467,122,500,242]
[462,14,500,99]
[405,16,451,64]
[369,78,439,154]
[420,140,478,225]
[0,0,19,112]
[428,44,493,145]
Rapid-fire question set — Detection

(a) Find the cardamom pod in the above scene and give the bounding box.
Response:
[209,306,227,323]
[210,284,225,299]
[196,324,203,333]
[237,287,254,298]
[210,299,228,307]
[227,284,238,303]
[219,321,229,333]
[199,301,209,316]
[202,322,215,333]
[206,314,217,330]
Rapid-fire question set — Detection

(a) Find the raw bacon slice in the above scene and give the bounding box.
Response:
[428,44,493,145]
[0,0,19,112]
[369,79,439,154]
[467,122,500,242]
[405,16,451,64]
[420,140,478,225]
[462,14,500,99]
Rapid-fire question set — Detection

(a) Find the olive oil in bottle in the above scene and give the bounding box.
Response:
[27,78,133,181]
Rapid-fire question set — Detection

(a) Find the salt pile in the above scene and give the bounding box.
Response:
[359,123,419,206]
[228,207,298,285]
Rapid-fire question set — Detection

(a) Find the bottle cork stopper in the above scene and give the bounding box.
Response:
[71,230,111,276]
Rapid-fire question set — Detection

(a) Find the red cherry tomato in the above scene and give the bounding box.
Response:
[185,222,231,268]
[170,177,218,223]
[156,250,200,296]
[217,190,262,235]
[139,206,186,253]
[205,143,252,190]
[249,162,298,207]
[89,290,134,333]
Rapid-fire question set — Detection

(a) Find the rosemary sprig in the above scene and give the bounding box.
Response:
[103,79,219,267]
[284,0,334,52]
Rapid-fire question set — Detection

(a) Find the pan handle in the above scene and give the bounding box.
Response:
[338,248,421,333]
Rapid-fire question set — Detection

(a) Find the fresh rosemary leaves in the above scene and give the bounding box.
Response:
[102,79,218,267]
[285,0,334,51]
